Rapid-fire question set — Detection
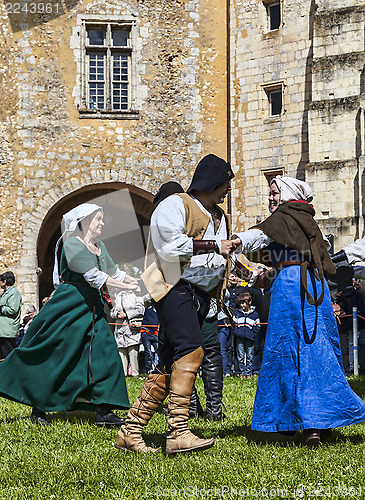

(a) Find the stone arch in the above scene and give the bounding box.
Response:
[20,182,153,309]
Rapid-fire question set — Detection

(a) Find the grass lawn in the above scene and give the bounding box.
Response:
[0,376,365,500]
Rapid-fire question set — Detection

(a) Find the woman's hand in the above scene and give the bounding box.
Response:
[254,268,272,289]
[105,276,140,292]
[123,274,139,285]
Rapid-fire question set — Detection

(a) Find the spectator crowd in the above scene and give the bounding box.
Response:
[1,268,365,379]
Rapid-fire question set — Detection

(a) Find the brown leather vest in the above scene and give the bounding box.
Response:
[141,193,230,305]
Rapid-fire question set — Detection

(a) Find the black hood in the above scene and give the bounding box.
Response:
[153,181,184,207]
[187,154,234,193]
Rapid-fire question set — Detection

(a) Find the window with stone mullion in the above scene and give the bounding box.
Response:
[85,23,131,111]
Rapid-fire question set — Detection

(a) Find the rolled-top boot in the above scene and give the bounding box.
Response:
[166,347,215,454]
[115,371,170,453]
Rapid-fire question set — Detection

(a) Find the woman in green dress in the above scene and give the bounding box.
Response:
[0,203,138,426]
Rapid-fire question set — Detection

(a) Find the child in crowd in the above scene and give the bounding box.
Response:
[140,305,159,373]
[110,291,145,377]
[232,292,260,378]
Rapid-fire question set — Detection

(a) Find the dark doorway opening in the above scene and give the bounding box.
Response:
[37,183,153,308]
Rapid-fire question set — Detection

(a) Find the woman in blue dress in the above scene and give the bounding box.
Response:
[233,176,365,445]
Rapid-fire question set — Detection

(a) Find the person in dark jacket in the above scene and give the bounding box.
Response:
[218,274,246,376]
[232,292,260,378]
[189,299,225,421]
[334,283,365,373]
[245,282,271,375]
[140,305,159,373]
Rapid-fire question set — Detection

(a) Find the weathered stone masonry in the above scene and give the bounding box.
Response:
[0,0,228,308]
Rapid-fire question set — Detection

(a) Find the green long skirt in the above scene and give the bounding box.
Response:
[0,283,129,412]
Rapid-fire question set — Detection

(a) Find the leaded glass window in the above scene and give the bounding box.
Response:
[82,22,134,113]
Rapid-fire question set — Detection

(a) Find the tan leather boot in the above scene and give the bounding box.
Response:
[165,347,215,454]
[115,371,170,453]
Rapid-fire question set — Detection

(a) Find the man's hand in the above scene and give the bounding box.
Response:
[220,237,242,256]
[221,240,236,256]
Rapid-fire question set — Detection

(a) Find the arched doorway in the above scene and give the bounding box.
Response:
[37,183,154,307]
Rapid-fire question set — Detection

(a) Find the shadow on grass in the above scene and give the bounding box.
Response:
[189,421,365,448]
[0,411,97,426]
[0,410,124,426]
[247,428,365,447]
[348,376,365,399]
[48,410,96,424]
[0,416,31,424]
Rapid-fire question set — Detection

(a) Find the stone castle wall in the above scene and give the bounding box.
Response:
[307,3,365,245]
[0,0,228,307]
[229,0,314,230]
[229,0,365,253]
[0,0,364,309]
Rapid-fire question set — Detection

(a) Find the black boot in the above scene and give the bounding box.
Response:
[95,405,126,427]
[201,344,226,421]
[30,407,51,426]
[189,385,204,418]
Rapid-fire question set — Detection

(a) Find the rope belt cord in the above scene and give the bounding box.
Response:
[63,280,97,384]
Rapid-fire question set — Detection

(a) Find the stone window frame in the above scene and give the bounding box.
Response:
[263,169,283,186]
[264,0,281,32]
[259,0,282,36]
[260,80,286,120]
[77,14,139,120]
[260,168,284,212]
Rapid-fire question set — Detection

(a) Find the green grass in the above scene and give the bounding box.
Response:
[0,376,365,500]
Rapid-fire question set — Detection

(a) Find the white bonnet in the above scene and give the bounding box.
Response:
[271,176,313,204]
[53,203,103,287]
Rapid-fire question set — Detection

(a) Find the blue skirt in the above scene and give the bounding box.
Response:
[252,265,365,432]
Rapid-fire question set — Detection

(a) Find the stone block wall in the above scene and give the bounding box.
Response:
[307,3,365,247]
[0,0,228,308]
[230,0,365,252]
[229,0,313,231]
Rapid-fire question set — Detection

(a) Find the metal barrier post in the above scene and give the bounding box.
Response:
[353,307,359,376]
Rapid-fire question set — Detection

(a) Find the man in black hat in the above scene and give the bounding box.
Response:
[115,154,235,454]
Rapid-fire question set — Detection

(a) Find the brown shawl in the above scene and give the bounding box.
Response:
[253,201,336,306]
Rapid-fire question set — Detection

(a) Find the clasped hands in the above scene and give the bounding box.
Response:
[220,236,242,256]
[220,236,269,288]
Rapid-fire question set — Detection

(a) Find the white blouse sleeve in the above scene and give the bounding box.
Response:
[83,267,108,289]
[234,228,272,254]
[150,195,193,263]
[343,237,365,264]
[111,268,127,282]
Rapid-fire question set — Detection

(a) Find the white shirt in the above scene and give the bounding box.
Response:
[150,195,228,292]
[343,237,365,265]
[235,228,272,254]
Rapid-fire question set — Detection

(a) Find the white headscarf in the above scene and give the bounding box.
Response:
[52,203,103,287]
[271,176,313,204]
